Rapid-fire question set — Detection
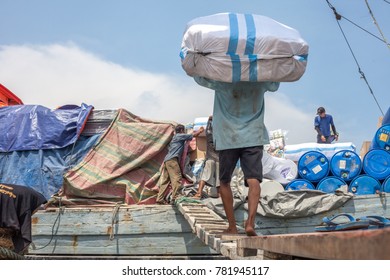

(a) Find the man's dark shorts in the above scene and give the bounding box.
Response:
[219,146,263,185]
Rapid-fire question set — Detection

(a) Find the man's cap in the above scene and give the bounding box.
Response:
[175,124,185,133]
[317,107,325,115]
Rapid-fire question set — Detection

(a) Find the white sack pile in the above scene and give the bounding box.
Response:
[180,13,309,83]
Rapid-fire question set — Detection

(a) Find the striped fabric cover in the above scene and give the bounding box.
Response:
[62,109,174,205]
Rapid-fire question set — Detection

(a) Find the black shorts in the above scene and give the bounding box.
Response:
[219,146,263,185]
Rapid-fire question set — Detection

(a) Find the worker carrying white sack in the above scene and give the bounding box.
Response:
[180,13,309,83]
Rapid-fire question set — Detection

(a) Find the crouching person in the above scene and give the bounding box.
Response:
[0,183,47,256]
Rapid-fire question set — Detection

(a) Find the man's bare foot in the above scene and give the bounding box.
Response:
[245,227,257,236]
[193,193,201,199]
[245,222,257,236]
[222,227,239,235]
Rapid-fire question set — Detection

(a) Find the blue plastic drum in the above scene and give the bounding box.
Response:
[317,176,347,193]
[297,151,329,182]
[383,107,390,125]
[349,175,381,195]
[330,150,362,181]
[285,179,315,191]
[383,176,390,193]
[372,124,390,151]
[363,149,390,180]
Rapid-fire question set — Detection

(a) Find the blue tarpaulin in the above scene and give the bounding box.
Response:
[0,103,93,152]
[0,134,100,199]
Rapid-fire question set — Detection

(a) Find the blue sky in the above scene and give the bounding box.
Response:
[0,0,389,151]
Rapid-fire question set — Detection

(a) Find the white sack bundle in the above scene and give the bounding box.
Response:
[180,13,309,83]
[262,152,298,185]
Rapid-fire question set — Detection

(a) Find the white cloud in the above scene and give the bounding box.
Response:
[0,43,315,145]
[265,93,314,144]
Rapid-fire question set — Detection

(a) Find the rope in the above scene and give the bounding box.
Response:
[325,1,387,45]
[30,197,64,251]
[326,0,388,45]
[109,203,121,240]
[175,196,203,205]
[64,137,80,173]
[0,246,25,260]
[325,0,385,116]
[365,0,390,50]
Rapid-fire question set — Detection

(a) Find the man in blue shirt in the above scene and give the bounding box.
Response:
[156,124,204,205]
[195,77,279,236]
[314,107,338,144]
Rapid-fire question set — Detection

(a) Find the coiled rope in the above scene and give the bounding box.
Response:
[0,246,25,260]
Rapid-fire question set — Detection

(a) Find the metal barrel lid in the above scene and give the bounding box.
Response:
[297,151,329,182]
[316,176,347,193]
[285,179,315,191]
[383,175,390,193]
[349,175,381,195]
[330,149,362,181]
[372,124,390,151]
[362,149,390,180]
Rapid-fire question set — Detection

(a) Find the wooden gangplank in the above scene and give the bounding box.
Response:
[236,227,390,260]
[177,202,263,259]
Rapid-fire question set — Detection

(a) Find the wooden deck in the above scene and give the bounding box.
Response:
[176,193,390,260]
[28,193,390,260]
[236,227,390,260]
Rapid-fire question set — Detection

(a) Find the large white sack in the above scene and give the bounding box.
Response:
[284,142,357,162]
[180,13,309,83]
[262,152,298,185]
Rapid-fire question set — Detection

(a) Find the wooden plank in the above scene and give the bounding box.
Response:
[220,235,260,257]
[32,205,193,235]
[30,232,217,255]
[236,247,259,257]
[220,234,247,241]
[237,228,390,259]
[199,225,229,231]
[195,226,208,244]
[181,203,225,220]
[181,203,208,208]
[188,214,217,219]
[205,232,222,250]
[180,207,209,212]
[182,208,210,214]
[30,205,217,256]
[194,219,228,225]
[26,254,229,260]
[203,231,220,248]
[219,242,263,260]
[180,203,226,252]
[177,201,264,260]
[262,251,294,260]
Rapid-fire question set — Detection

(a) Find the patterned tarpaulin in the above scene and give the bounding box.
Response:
[62,109,175,205]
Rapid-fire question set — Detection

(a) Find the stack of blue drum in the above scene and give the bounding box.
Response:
[365,108,390,194]
[286,107,390,195]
